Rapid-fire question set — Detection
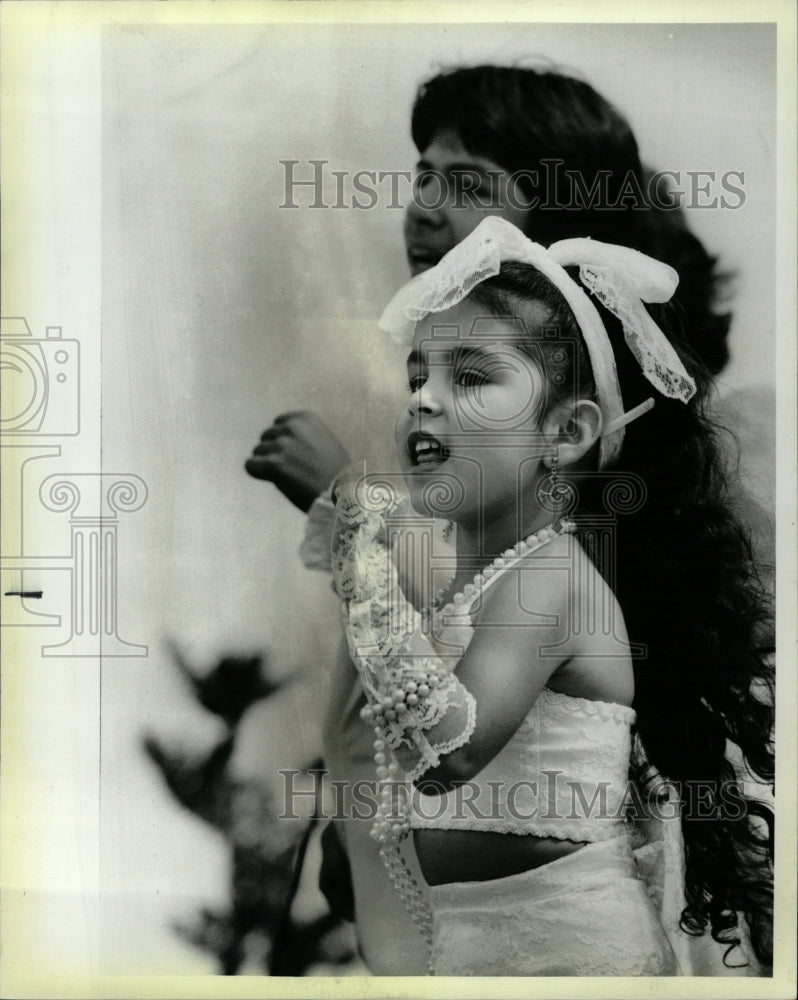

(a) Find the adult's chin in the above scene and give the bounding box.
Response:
[405,251,444,275]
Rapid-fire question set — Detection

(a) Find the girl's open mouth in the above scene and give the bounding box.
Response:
[408,431,450,466]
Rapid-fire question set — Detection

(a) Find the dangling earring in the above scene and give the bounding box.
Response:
[548,448,559,489]
[537,446,574,529]
[547,449,561,529]
[442,520,455,543]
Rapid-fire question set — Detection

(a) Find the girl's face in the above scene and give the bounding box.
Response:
[395,297,553,527]
[404,131,533,275]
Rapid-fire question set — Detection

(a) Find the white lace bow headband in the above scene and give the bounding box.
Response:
[379,216,696,467]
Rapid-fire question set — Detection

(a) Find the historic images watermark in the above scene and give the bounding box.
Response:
[278,768,749,824]
[279,159,747,211]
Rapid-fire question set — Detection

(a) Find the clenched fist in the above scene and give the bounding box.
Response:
[245,411,351,512]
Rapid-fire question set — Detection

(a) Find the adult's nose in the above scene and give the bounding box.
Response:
[405,171,449,227]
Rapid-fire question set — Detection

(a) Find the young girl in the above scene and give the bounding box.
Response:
[330,217,774,976]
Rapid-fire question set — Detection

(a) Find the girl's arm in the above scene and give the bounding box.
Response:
[414,556,569,790]
[397,536,634,794]
[401,538,634,791]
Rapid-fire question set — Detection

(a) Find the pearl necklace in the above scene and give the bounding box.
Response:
[428,518,576,619]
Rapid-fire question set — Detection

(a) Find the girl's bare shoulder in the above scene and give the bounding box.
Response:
[475,530,575,631]
[487,530,632,667]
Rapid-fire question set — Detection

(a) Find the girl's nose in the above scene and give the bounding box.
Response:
[409,382,444,416]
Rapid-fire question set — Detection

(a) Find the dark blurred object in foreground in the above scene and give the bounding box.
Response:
[144,644,356,974]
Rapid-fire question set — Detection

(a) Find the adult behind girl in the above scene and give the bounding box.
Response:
[330,217,773,976]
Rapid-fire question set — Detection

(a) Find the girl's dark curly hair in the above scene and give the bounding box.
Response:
[412,65,732,375]
[471,262,775,969]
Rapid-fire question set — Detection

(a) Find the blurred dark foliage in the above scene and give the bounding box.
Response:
[168,644,283,728]
[143,644,356,975]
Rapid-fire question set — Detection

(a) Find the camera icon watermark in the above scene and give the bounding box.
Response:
[1,316,147,657]
[0,317,80,436]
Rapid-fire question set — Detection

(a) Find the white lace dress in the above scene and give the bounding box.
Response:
[319,482,760,976]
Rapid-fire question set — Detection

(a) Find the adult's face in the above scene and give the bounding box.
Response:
[404,131,533,276]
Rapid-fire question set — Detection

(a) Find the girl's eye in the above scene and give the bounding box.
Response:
[456,368,490,389]
[407,374,426,393]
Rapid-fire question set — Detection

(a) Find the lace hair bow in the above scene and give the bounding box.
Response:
[379,216,696,467]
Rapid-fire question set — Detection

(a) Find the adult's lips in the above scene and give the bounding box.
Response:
[406,245,445,273]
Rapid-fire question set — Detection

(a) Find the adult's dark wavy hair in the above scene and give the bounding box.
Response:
[470,262,775,969]
[412,64,732,375]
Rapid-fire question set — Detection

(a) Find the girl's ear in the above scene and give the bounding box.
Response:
[543,399,602,468]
